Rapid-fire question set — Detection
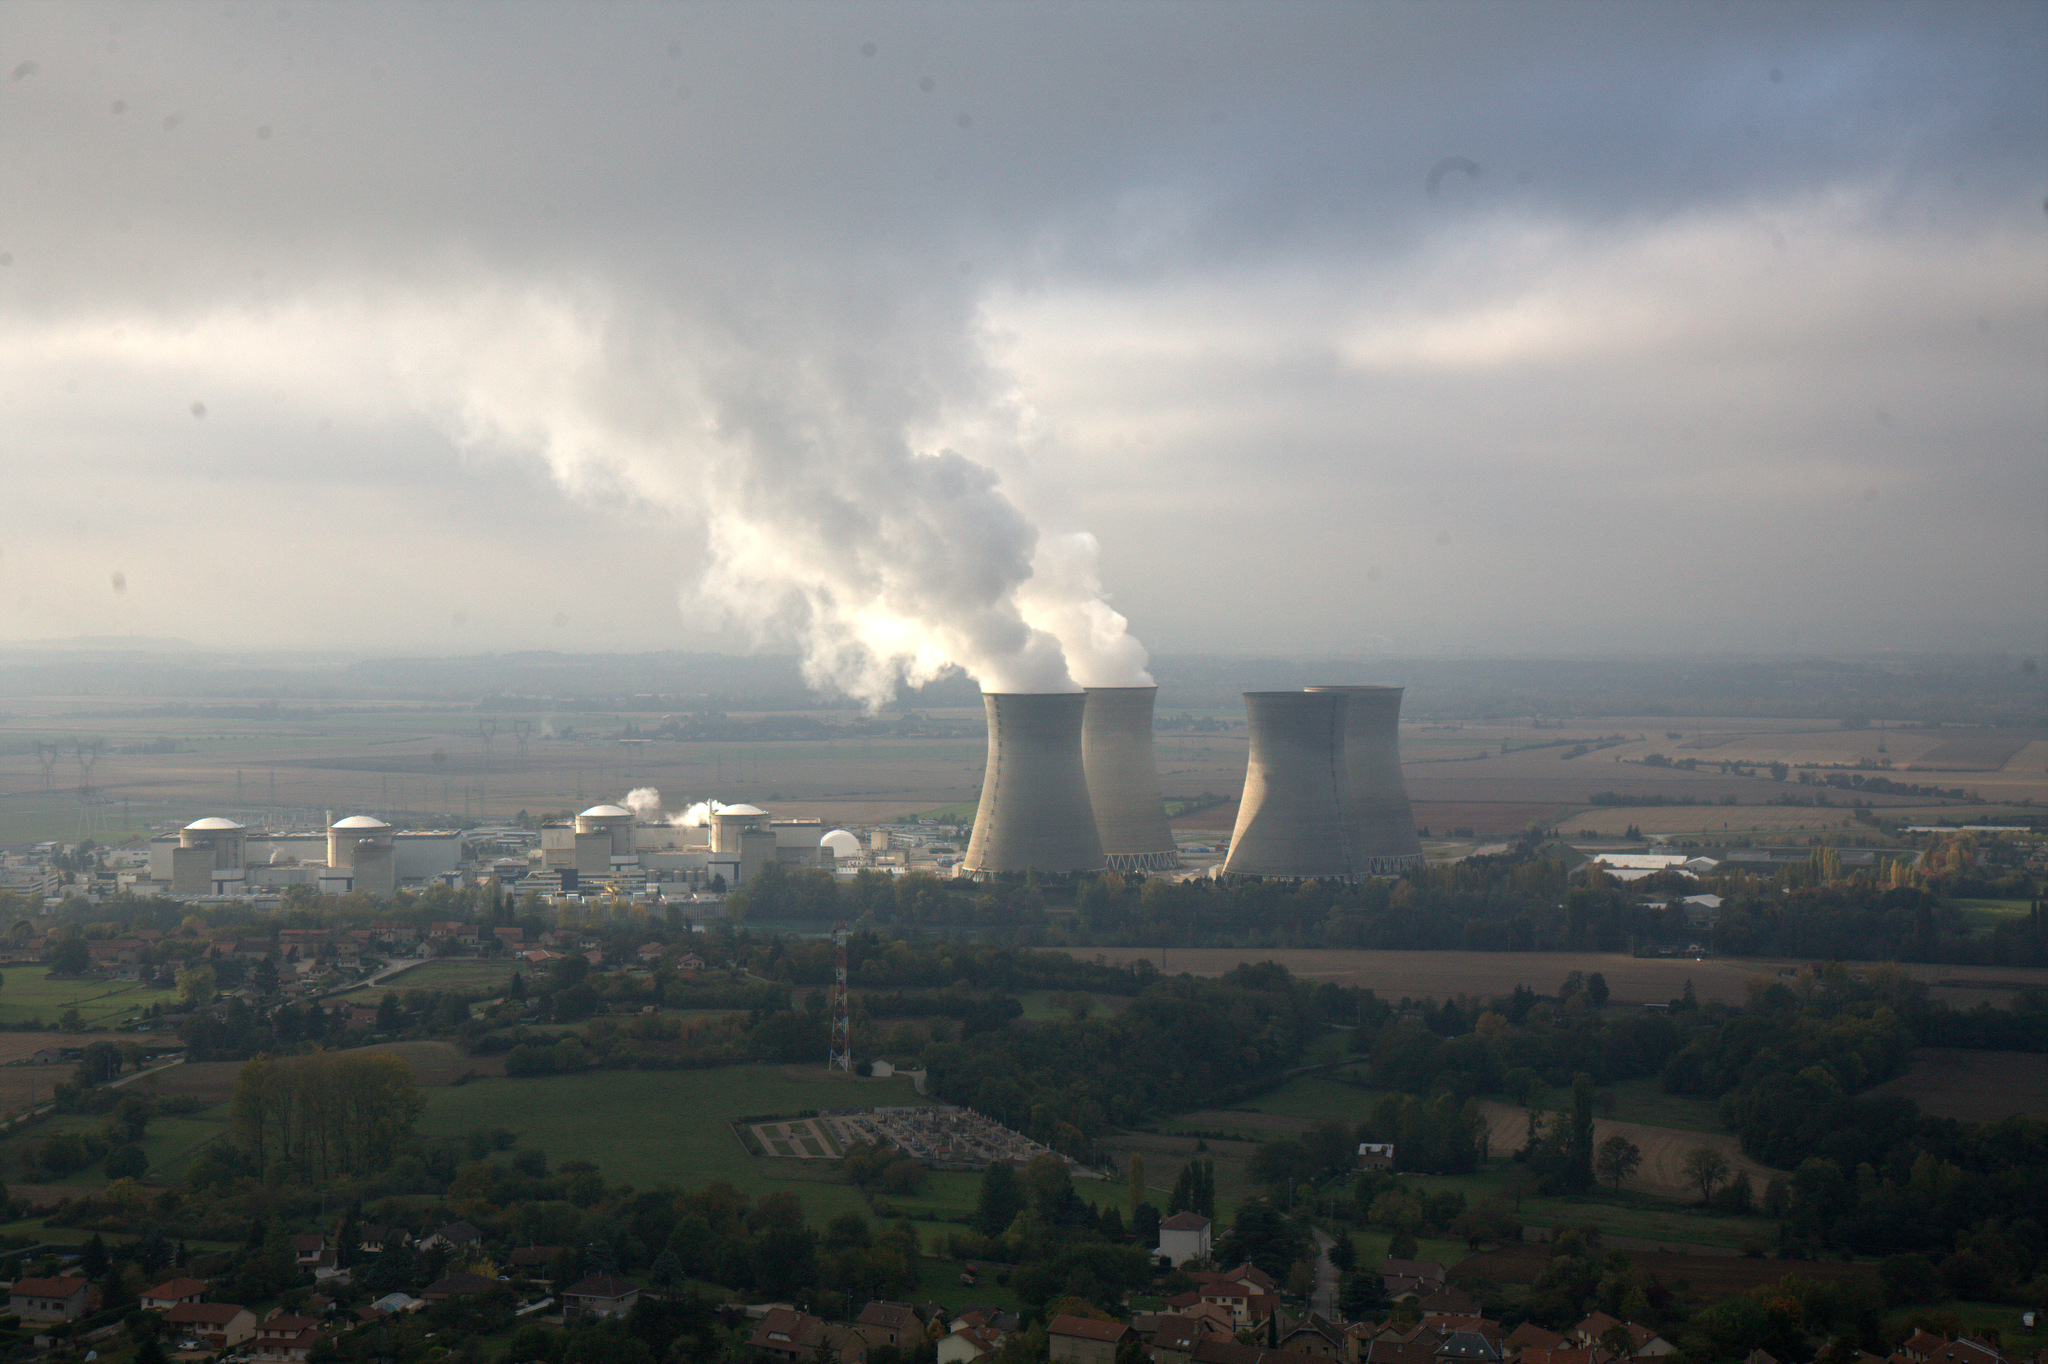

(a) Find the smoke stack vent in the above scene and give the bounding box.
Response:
[963,692,1106,875]
[1306,684,1424,876]
[1222,690,1356,881]
[1082,686,1180,873]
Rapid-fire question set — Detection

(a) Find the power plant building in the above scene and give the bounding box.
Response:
[1081,686,1180,872]
[963,692,1106,876]
[1305,684,1424,875]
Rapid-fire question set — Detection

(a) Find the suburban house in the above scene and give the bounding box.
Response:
[1381,1257,1448,1301]
[420,1272,495,1302]
[563,1275,641,1318]
[1049,1314,1138,1364]
[1157,1211,1212,1266]
[252,1312,325,1362]
[751,1307,831,1364]
[164,1301,258,1351]
[939,1323,1003,1364]
[857,1301,925,1351]
[420,1220,483,1252]
[139,1277,210,1311]
[9,1276,93,1322]
[1357,1143,1395,1171]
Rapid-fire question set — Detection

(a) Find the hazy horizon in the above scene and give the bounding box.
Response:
[3,1,2043,673]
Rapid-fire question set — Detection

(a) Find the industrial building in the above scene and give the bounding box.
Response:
[1081,686,1180,872]
[144,815,458,898]
[962,692,1106,876]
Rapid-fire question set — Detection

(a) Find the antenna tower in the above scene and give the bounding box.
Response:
[828,920,852,1072]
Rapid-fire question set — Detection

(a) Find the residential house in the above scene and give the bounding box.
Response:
[1504,1325,1567,1359]
[857,1301,925,1352]
[164,1301,258,1351]
[358,1223,407,1254]
[1191,1342,1333,1364]
[1151,1317,1216,1364]
[1049,1314,1137,1364]
[420,1220,483,1252]
[1381,1258,1448,1301]
[939,1324,1003,1364]
[289,1233,329,1267]
[420,1272,495,1302]
[508,1245,565,1273]
[1438,1332,1503,1364]
[1159,1211,1213,1266]
[1357,1143,1395,1171]
[139,1277,209,1311]
[1281,1314,1349,1358]
[751,1307,831,1364]
[9,1275,92,1322]
[563,1275,640,1318]
[253,1313,325,1362]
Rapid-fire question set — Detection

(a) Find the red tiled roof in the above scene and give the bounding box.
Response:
[1050,1315,1135,1343]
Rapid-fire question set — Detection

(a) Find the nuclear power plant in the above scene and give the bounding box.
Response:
[1306,684,1425,875]
[1082,686,1180,873]
[1221,690,1358,880]
[962,692,1106,875]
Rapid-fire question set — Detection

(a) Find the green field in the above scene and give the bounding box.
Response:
[1952,898,2035,935]
[353,958,528,1001]
[419,1065,929,1222]
[0,967,179,1028]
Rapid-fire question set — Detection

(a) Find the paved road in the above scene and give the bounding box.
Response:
[319,954,432,998]
[1310,1227,1339,1320]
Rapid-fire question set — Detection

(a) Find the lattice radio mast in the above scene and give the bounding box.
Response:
[828,921,852,1072]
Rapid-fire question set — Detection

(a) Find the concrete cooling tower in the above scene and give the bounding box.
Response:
[1306,684,1425,875]
[1222,690,1356,880]
[1082,686,1181,873]
[963,692,1107,876]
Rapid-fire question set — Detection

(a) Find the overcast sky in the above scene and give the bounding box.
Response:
[2,1,2042,693]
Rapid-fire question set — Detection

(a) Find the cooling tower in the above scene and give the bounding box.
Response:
[1222,690,1356,880]
[1082,686,1181,873]
[1306,684,1425,875]
[963,692,1107,875]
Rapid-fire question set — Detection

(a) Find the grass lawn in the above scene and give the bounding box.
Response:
[1237,1065,1381,1124]
[418,1064,928,1222]
[1586,1077,1726,1134]
[0,967,180,1027]
[913,1252,1021,1315]
[871,1169,984,1223]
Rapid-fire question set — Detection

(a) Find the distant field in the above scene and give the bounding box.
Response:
[1554,805,1874,837]
[356,958,527,1000]
[0,968,179,1028]
[1453,1244,1875,1293]
[1866,1048,2048,1122]
[418,1063,928,1221]
[1073,948,1774,1007]
[1909,731,2038,772]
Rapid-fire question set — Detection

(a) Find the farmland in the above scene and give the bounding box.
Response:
[0,967,179,1029]
[1865,1048,2048,1123]
[349,957,527,1002]
[1072,947,1776,1007]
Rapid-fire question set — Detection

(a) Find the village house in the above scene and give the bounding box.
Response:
[139,1277,209,1311]
[751,1307,832,1364]
[9,1275,92,1322]
[856,1301,925,1352]
[164,1301,258,1351]
[1158,1211,1212,1266]
[563,1275,641,1318]
[1050,1315,1138,1364]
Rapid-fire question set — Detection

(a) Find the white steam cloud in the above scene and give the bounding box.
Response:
[623,787,663,819]
[31,277,1157,707]
[677,800,724,828]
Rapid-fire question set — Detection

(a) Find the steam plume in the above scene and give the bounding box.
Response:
[623,787,662,818]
